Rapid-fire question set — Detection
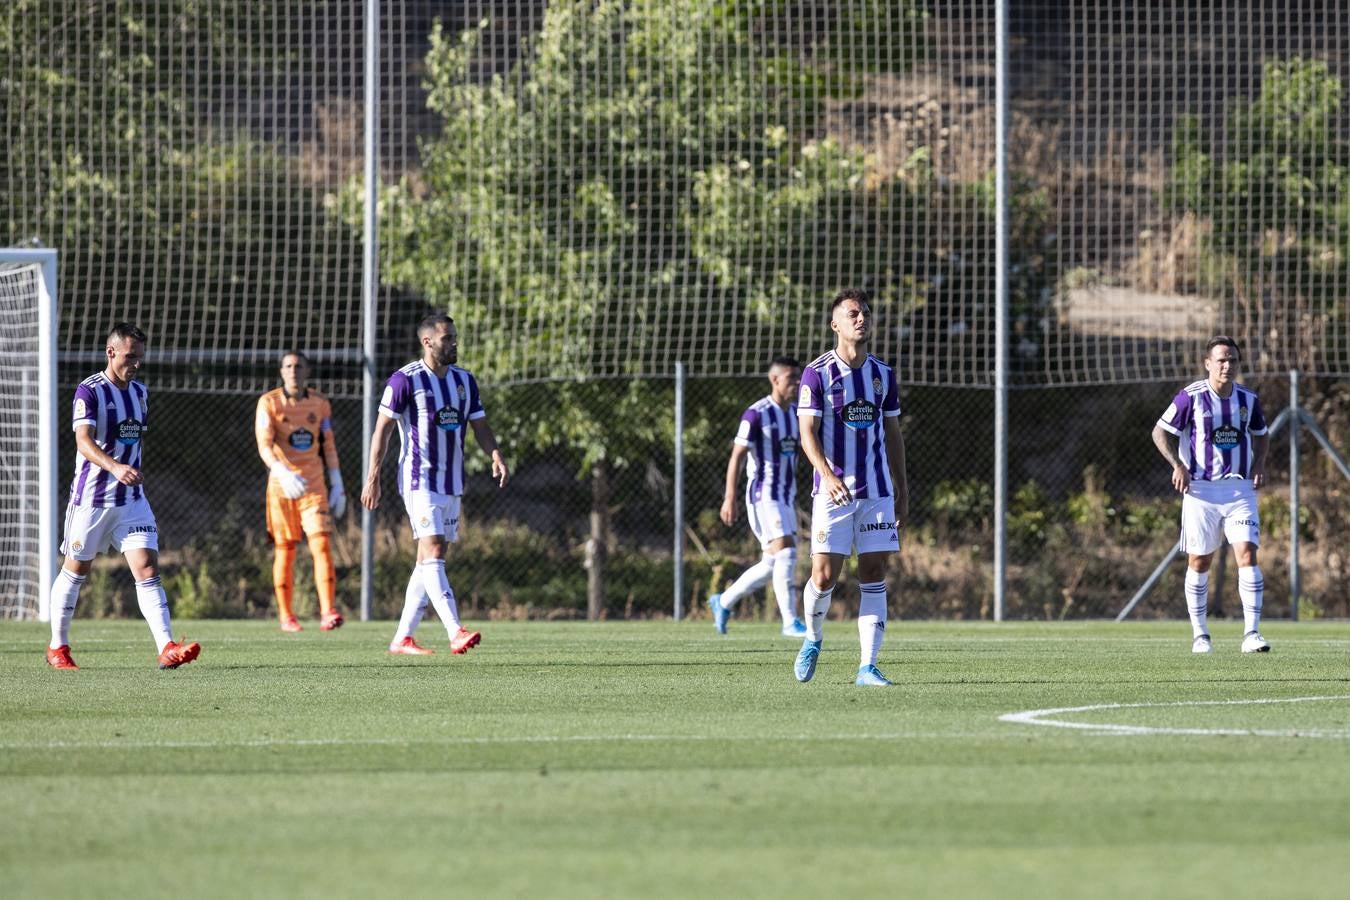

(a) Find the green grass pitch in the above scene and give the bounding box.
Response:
[4,619,1350,899]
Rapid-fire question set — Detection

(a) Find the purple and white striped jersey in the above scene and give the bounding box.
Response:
[379,360,486,496]
[734,396,799,505]
[68,373,148,508]
[1157,380,1268,481]
[798,351,902,499]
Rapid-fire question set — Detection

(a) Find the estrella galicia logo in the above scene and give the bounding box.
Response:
[115,418,143,445]
[841,399,879,430]
[436,405,461,432]
[1211,424,1240,450]
[288,428,314,451]
[780,436,798,457]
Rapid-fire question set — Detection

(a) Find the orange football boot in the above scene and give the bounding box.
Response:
[388,636,435,656]
[320,610,344,631]
[157,640,202,669]
[46,645,79,670]
[449,628,481,655]
[280,616,303,633]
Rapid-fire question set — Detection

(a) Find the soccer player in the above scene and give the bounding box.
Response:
[360,313,508,656]
[45,323,201,670]
[794,289,908,687]
[255,350,346,632]
[1151,335,1270,654]
[709,357,807,637]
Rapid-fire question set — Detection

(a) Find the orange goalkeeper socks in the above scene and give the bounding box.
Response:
[273,542,297,621]
[308,533,337,616]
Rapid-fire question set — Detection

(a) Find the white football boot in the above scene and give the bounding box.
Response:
[1241,631,1271,653]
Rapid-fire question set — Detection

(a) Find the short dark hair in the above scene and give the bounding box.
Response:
[279,349,310,367]
[769,356,800,371]
[1205,335,1241,360]
[417,313,454,339]
[107,322,146,346]
[831,288,871,314]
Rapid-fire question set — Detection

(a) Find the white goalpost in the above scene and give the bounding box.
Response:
[0,248,59,621]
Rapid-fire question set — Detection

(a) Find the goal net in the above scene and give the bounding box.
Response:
[0,250,58,620]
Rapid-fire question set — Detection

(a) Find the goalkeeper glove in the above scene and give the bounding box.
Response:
[328,469,346,519]
[270,461,307,500]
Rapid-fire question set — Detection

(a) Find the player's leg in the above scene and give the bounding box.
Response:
[307,531,341,630]
[272,542,301,631]
[47,503,99,667]
[1224,484,1268,652]
[795,550,843,682]
[1179,490,1224,653]
[767,533,803,636]
[709,498,772,632]
[1233,542,1268,652]
[414,495,478,654]
[851,498,900,686]
[298,494,341,629]
[267,484,304,631]
[389,571,432,653]
[119,499,200,668]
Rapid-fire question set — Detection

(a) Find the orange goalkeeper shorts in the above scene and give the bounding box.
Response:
[266,482,333,543]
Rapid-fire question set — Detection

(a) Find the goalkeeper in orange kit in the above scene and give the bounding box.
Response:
[255,351,346,632]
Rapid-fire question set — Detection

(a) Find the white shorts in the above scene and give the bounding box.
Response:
[61,497,160,561]
[746,497,797,549]
[403,491,462,542]
[810,494,900,557]
[1180,479,1260,556]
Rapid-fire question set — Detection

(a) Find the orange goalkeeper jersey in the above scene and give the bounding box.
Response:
[255,388,339,491]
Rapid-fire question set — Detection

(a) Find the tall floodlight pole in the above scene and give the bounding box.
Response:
[360,0,380,621]
[992,0,1009,622]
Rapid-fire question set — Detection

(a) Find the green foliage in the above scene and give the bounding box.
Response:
[1165,57,1350,361]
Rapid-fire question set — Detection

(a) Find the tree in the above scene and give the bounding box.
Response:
[364,0,923,618]
[1166,57,1350,373]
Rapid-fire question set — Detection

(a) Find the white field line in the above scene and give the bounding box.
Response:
[1000,695,1350,738]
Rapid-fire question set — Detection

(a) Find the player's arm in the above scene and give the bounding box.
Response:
[720,444,749,526]
[1151,424,1189,494]
[469,417,508,488]
[884,417,908,528]
[361,412,398,509]
[1250,432,1269,489]
[799,409,848,504]
[255,396,307,499]
[75,424,142,486]
[319,401,346,516]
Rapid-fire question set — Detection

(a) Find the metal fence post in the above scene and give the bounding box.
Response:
[673,362,685,621]
[1289,370,1300,622]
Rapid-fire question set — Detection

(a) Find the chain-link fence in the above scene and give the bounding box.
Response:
[48,362,1350,622]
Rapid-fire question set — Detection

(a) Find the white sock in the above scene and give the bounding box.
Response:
[803,581,834,642]
[771,547,798,625]
[858,580,888,667]
[419,559,462,635]
[720,556,774,609]
[135,576,173,652]
[393,568,428,642]
[49,569,86,649]
[1239,565,1264,634]
[1185,568,1210,639]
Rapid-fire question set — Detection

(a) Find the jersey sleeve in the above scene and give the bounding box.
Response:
[135,382,149,432]
[1248,395,1268,436]
[1156,388,1191,436]
[71,384,97,429]
[379,371,411,418]
[798,366,823,418]
[882,367,902,417]
[466,373,486,421]
[318,396,341,469]
[733,408,761,447]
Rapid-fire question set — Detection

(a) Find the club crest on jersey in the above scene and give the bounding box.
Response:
[1239,406,1250,422]
[780,436,797,457]
[115,418,143,445]
[288,428,314,451]
[841,399,879,430]
[1211,424,1241,450]
[457,383,467,401]
[436,405,462,432]
[872,376,883,394]
[308,413,317,424]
